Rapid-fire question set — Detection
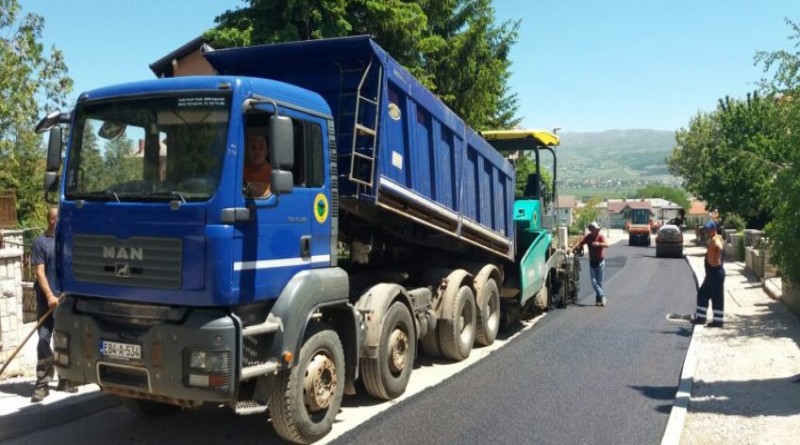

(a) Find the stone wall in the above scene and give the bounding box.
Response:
[0,246,25,376]
[782,277,800,318]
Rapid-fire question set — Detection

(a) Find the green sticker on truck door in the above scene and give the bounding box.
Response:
[314,193,329,224]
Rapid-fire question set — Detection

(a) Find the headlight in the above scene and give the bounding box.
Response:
[189,350,231,373]
[185,349,232,391]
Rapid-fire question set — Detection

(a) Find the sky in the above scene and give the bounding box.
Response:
[22,0,800,132]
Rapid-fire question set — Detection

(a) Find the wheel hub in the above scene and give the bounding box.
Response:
[303,352,338,411]
[388,328,408,373]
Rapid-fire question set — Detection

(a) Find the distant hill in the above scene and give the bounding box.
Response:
[553,129,680,198]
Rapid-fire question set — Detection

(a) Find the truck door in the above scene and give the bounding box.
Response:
[234,106,330,303]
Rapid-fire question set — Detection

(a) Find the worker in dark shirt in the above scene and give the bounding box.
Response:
[571,221,610,306]
[31,207,77,402]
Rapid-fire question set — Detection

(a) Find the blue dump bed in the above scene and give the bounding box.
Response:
[206,36,515,259]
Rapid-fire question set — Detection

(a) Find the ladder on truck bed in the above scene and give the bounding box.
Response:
[336,57,382,195]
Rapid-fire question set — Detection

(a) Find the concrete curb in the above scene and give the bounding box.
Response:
[660,253,700,445]
[763,278,782,301]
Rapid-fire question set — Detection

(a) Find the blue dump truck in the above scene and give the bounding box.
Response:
[35,36,579,444]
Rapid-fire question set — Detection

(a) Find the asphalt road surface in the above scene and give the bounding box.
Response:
[332,242,697,445]
[4,242,696,445]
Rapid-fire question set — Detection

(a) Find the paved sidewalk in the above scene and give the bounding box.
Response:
[668,238,800,445]
[2,230,799,443]
[0,304,119,441]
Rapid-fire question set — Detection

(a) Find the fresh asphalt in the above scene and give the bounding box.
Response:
[1,240,698,444]
[332,242,697,445]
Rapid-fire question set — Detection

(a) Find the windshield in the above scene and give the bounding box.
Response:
[65,92,231,202]
[631,209,651,224]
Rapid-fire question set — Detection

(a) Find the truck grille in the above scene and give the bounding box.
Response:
[73,235,182,289]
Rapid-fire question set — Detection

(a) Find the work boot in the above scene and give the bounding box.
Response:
[707,321,724,328]
[31,386,49,403]
[691,316,706,325]
[57,379,78,393]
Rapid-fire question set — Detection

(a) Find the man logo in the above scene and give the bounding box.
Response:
[103,246,143,261]
[116,263,130,277]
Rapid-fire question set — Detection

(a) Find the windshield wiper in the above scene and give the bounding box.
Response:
[104,190,120,202]
[170,191,186,203]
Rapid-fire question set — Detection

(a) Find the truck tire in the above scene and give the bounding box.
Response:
[551,281,565,309]
[438,285,476,361]
[475,278,500,346]
[360,302,415,400]
[269,323,344,445]
[118,396,179,417]
[419,325,442,357]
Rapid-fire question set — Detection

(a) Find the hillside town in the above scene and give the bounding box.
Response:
[555,195,715,230]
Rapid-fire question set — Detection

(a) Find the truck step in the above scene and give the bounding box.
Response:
[241,319,281,337]
[234,400,268,415]
[240,361,280,380]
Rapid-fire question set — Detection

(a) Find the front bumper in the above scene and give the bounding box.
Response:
[54,297,238,404]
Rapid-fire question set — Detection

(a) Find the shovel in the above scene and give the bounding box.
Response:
[0,294,65,378]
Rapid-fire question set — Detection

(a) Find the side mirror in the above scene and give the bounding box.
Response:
[46,126,63,171]
[35,110,63,134]
[269,115,294,170]
[271,170,294,195]
[43,171,59,202]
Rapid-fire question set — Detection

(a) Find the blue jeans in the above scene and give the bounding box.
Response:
[35,314,55,389]
[590,260,605,301]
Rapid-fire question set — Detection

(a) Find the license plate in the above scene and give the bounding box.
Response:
[100,340,142,360]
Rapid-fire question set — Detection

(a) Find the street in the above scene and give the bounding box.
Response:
[2,240,697,445]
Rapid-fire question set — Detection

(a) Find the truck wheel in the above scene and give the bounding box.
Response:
[119,396,179,417]
[269,324,344,445]
[475,279,500,346]
[438,285,476,361]
[628,235,634,246]
[360,302,415,400]
[569,256,581,304]
[553,277,568,309]
[419,325,442,357]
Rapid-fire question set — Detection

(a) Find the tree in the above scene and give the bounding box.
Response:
[205,0,520,130]
[666,92,781,229]
[754,19,800,282]
[77,122,104,191]
[572,196,602,234]
[634,184,690,211]
[102,135,140,186]
[0,0,72,228]
[672,19,800,281]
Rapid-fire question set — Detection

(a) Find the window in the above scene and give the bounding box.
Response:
[244,110,324,195]
[67,92,231,202]
[294,119,324,188]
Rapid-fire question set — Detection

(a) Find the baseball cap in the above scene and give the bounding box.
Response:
[588,221,600,230]
[704,221,717,230]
